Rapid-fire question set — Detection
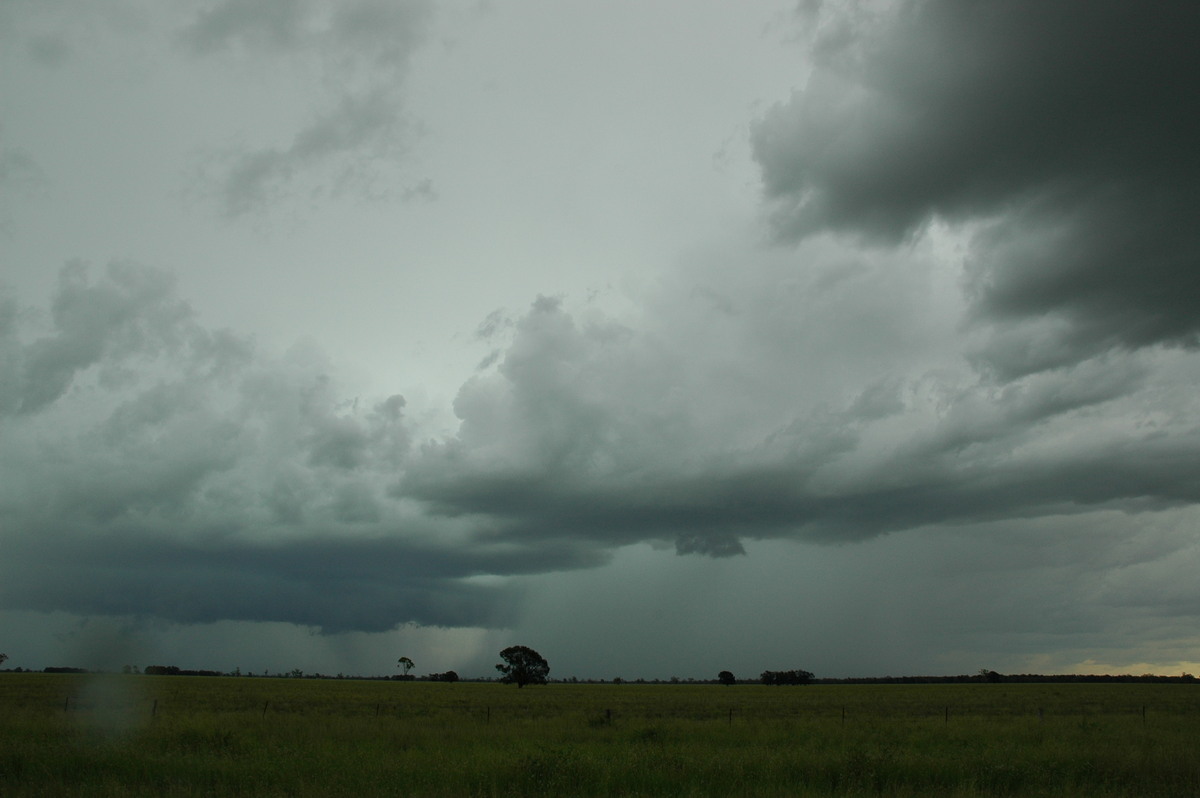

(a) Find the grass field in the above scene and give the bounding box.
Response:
[2,673,1199,796]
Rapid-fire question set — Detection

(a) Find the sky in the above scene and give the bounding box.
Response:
[2,0,1200,681]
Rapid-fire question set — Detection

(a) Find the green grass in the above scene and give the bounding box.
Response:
[2,674,1199,796]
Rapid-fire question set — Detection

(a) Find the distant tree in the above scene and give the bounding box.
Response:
[718,670,736,686]
[144,665,181,676]
[760,669,814,686]
[398,656,414,676]
[0,653,8,667]
[496,645,549,688]
[978,669,1003,683]
[428,670,459,683]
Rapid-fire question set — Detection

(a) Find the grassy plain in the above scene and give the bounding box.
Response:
[2,673,1199,796]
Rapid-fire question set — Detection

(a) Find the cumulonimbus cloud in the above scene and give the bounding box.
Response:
[753,0,1200,376]
[0,262,545,632]
[6,234,1200,634]
[6,2,1200,640]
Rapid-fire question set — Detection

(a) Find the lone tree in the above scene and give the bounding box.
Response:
[717,670,736,686]
[397,656,414,678]
[496,645,549,688]
[0,653,7,668]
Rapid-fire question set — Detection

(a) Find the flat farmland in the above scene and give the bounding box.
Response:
[2,674,1199,796]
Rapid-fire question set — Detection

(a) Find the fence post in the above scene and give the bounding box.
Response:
[262,700,269,718]
[728,708,733,726]
[152,698,158,718]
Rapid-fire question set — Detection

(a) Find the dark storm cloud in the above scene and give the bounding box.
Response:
[395,290,1200,557]
[0,530,608,632]
[2,264,599,632]
[2,261,196,415]
[964,190,1200,376]
[753,0,1200,375]
[7,1,1200,651]
[403,421,1200,551]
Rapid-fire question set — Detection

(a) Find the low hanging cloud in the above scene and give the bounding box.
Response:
[0,263,571,632]
[8,230,1200,635]
[753,0,1200,376]
[397,272,1200,559]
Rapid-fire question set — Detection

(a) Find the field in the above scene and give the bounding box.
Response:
[2,674,1199,796]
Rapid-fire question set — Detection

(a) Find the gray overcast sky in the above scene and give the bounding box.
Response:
[3,0,1200,680]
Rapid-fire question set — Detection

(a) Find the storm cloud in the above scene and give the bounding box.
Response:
[399,269,1200,555]
[4,0,1200,677]
[6,240,1200,637]
[754,0,1200,376]
[0,263,545,631]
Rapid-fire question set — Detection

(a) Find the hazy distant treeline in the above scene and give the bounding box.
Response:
[818,673,1198,685]
[5,667,1197,685]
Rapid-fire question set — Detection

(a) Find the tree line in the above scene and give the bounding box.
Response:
[759,669,815,686]
[10,646,1193,686]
